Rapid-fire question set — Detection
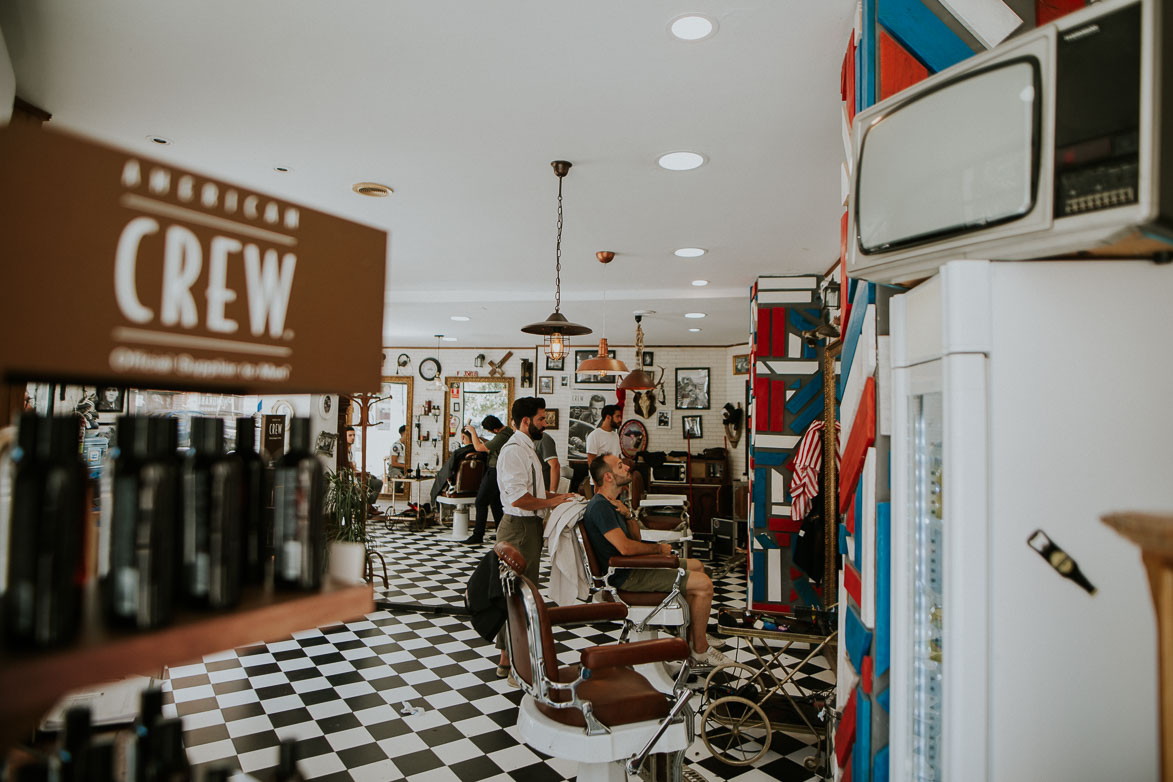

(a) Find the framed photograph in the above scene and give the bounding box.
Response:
[452,401,461,413]
[560,375,568,387]
[520,358,534,388]
[546,354,565,371]
[732,353,750,375]
[657,411,671,429]
[538,375,554,395]
[575,349,617,386]
[682,414,703,440]
[544,408,559,429]
[642,351,654,367]
[675,367,710,409]
[95,386,126,413]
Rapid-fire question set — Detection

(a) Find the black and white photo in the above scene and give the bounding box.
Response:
[657,411,671,429]
[575,348,617,386]
[95,386,126,413]
[642,351,654,367]
[674,367,710,409]
[682,414,703,439]
[538,375,554,395]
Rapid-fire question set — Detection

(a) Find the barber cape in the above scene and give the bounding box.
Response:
[465,549,507,642]
[543,496,589,606]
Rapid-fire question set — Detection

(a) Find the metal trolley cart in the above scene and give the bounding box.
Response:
[700,621,838,774]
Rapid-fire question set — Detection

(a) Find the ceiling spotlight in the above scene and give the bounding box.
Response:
[657,152,706,171]
[688,328,702,332]
[147,135,172,145]
[669,14,717,41]
[684,312,707,319]
[674,247,706,258]
[352,182,394,197]
[450,315,470,322]
[691,280,709,287]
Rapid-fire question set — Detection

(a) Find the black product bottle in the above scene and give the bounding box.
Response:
[85,739,115,782]
[274,739,306,781]
[132,687,164,782]
[4,415,85,647]
[180,417,242,609]
[232,416,269,584]
[273,418,325,591]
[145,717,188,782]
[55,705,91,782]
[105,416,175,629]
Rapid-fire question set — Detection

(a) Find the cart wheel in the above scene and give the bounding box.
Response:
[703,661,770,702]
[700,696,771,766]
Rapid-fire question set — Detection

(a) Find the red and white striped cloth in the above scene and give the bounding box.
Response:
[789,420,840,521]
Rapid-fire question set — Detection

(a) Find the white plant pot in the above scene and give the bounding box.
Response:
[328,541,367,585]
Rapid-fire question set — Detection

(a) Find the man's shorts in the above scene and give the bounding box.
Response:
[621,567,688,593]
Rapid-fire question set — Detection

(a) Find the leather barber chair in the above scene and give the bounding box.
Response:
[631,470,693,559]
[437,452,485,541]
[570,520,691,692]
[496,542,694,782]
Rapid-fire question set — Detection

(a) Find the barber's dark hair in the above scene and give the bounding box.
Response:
[589,456,613,486]
[533,397,547,410]
[344,425,355,433]
[601,404,621,419]
[398,425,407,434]
[511,397,542,427]
[481,415,503,432]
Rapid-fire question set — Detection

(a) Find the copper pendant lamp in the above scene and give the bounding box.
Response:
[521,161,592,360]
[617,314,658,390]
[577,251,630,375]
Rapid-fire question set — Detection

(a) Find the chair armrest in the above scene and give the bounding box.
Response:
[609,554,679,569]
[580,638,691,671]
[547,602,628,626]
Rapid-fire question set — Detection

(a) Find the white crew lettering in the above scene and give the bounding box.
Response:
[148,167,171,195]
[243,195,259,220]
[206,236,241,334]
[160,225,202,328]
[200,183,219,209]
[114,217,158,323]
[176,175,195,202]
[121,160,142,189]
[242,245,296,338]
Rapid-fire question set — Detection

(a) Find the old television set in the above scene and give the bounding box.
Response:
[848,0,1173,284]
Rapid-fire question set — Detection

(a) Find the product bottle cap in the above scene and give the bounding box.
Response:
[117,416,151,459]
[147,418,179,459]
[190,417,225,455]
[235,417,257,452]
[62,705,92,748]
[139,687,163,725]
[277,738,302,776]
[288,417,311,452]
[152,718,186,769]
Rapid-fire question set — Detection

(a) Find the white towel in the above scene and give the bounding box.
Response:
[543,497,589,605]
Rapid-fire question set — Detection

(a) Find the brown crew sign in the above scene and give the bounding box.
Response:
[0,124,387,393]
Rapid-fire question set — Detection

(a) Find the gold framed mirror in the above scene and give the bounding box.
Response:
[348,376,414,481]
[442,376,515,462]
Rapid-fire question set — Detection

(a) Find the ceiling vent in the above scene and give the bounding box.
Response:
[352,182,393,197]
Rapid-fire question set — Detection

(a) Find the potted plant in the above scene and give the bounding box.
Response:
[324,467,371,584]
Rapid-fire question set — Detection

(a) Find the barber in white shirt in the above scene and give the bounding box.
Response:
[493,396,576,678]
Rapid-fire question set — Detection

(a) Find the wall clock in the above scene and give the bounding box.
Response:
[619,419,648,459]
[419,357,441,381]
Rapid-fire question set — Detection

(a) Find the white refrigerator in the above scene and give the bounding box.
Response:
[888,259,1173,782]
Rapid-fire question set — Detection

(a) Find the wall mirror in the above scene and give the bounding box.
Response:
[442,376,514,462]
[349,376,413,480]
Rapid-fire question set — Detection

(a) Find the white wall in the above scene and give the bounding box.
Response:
[377,344,752,478]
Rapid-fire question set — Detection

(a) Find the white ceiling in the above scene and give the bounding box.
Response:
[1,0,855,347]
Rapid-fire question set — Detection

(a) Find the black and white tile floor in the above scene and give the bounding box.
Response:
[163,524,834,781]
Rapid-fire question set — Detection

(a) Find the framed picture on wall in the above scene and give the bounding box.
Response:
[642,351,654,367]
[682,414,703,439]
[732,354,750,375]
[95,386,126,413]
[657,411,671,429]
[538,375,554,395]
[544,409,559,429]
[675,367,710,409]
[546,354,565,371]
[575,349,617,386]
[561,375,568,387]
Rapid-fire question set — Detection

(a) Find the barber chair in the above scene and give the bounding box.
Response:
[631,471,693,559]
[570,521,692,691]
[437,452,485,541]
[496,542,694,782]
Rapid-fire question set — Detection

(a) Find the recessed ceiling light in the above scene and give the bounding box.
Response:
[688,328,702,332]
[669,14,717,41]
[691,279,709,287]
[674,247,706,258]
[352,181,394,197]
[441,336,458,342]
[684,312,707,319]
[147,135,172,145]
[274,166,292,173]
[450,315,470,322]
[657,151,706,171]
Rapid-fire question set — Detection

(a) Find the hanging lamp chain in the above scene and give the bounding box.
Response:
[635,318,645,357]
[554,174,563,313]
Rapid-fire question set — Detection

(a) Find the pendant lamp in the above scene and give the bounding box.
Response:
[618,314,658,391]
[578,251,630,376]
[521,161,592,360]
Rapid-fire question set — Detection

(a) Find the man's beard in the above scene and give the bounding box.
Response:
[529,423,544,441]
[614,473,632,487]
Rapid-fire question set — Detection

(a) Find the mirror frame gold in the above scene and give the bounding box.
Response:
[442,375,515,462]
[349,376,414,478]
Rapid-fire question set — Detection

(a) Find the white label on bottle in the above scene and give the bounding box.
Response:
[116,566,139,615]
[282,541,302,581]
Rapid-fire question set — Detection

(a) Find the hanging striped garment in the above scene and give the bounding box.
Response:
[789,420,840,521]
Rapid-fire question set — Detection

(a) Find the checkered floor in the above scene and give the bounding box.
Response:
[163,524,834,781]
